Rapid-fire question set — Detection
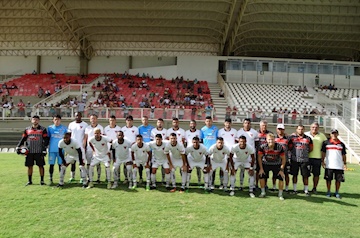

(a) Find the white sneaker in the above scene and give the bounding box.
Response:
[128,182,132,189]
[249,192,255,198]
[111,184,118,189]
[279,196,285,201]
[87,182,94,189]
[229,191,235,196]
[210,186,215,190]
[259,193,266,198]
[219,185,224,190]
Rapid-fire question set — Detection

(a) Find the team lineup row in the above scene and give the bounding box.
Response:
[17,112,347,199]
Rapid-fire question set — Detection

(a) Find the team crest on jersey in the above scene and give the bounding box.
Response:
[245,152,248,154]
[199,152,202,155]
[80,126,83,129]
[132,130,135,133]
[231,134,234,137]
[102,143,105,146]
[71,147,74,149]
[124,146,127,149]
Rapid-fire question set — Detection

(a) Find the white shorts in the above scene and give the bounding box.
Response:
[64,155,82,165]
[152,159,169,169]
[169,156,184,169]
[188,160,206,170]
[211,160,228,172]
[187,154,205,163]
[114,159,132,168]
[85,148,93,164]
[233,161,251,170]
[134,160,147,167]
[90,157,110,167]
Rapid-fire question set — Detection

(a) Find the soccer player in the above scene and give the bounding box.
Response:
[122,115,139,184]
[111,131,132,189]
[87,128,112,189]
[16,115,49,186]
[149,134,170,189]
[208,137,230,191]
[288,125,313,196]
[164,133,187,192]
[236,118,258,190]
[274,124,291,192]
[138,116,154,183]
[228,136,256,197]
[47,115,67,184]
[131,135,152,191]
[166,117,185,144]
[255,120,272,189]
[258,133,286,200]
[84,114,104,183]
[185,120,202,185]
[67,112,88,182]
[321,129,347,199]
[305,122,327,194]
[151,118,167,141]
[185,136,210,192]
[57,132,87,188]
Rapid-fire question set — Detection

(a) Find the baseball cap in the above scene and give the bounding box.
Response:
[277,124,285,129]
[331,128,339,134]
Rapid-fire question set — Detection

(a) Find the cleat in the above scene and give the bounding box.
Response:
[259,193,266,198]
[311,188,317,194]
[326,192,331,197]
[229,191,235,196]
[269,188,277,193]
[82,184,87,189]
[145,185,150,191]
[170,187,176,193]
[335,193,341,199]
[40,181,46,186]
[56,184,64,188]
[96,180,101,184]
[131,185,137,190]
[111,184,118,189]
[68,178,75,183]
[87,182,94,189]
[150,186,156,190]
[223,187,228,192]
[123,179,128,184]
[238,187,243,191]
[219,185,224,190]
[291,190,298,195]
[279,196,285,201]
[179,188,185,193]
[210,186,215,190]
[249,192,255,198]
[304,192,311,197]
[107,182,112,189]
[25,182,33,186]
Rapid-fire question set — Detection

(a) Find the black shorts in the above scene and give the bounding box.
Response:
[25,153,45,167]
[309,158,322,176]
[324,169,345,182]
[290,161,310,178]
[259,164,283,181]
[285,160,291,175]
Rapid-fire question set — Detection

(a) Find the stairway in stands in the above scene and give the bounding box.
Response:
[208,83,228,122]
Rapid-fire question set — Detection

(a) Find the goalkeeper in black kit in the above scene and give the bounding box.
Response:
[16,115,49,186]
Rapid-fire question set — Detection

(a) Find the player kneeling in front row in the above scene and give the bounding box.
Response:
[131,135,152,190]
[186,136,211,192]
[165,133,187,193]
[111,131,132,189]
[258,133,286,200]
[149,134,171,190]
[208,137,230,191]
[57,132,87,188]
[87,128,112,189]
[228,136,256,197]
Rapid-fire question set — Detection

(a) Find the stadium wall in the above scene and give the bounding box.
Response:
[0,56,37,75]
[88,56,129,74]
[129,65,177,79]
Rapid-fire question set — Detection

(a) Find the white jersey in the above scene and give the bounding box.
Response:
[85,124,104,145]
[164,142,186,159]
[209,144,231,163]
[236,128,258,149]
[185,144,208,162]
[185,129,202,145]
[131,143,151,162]
[231,144,255,163]
[111,139,132,161]
[68,121,88,146]
[58,139,81,159]
[122,126,139,143]
[218,128,238,148]
[166,128,185,144]
[104,125,122,141]
[88,136,111,159]
[149,141,168,162]
[151,128,167,141]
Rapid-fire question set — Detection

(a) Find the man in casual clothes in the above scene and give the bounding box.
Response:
[321,129,347,199]
[17,115,49,186]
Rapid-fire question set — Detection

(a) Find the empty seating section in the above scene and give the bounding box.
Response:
[1,74,99,97]
[227,83,316,114]
[319,88,360,100]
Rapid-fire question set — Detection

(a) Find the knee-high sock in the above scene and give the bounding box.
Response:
[139,164,143,180]
[59,165,66,185]
[240,168,245,186]
[209,170,215,187]
[161,167,165,181]
[70,163,76,179]
[105,166,110,182]
[123,164,128,180]
[145,168,151,186]
[223,171,229,187]
[151,173,156,186]
[186,172,192,188]
[89,166,94,182]
[49,165,54,179]
[171,169,176,187]
[113,166,120,182]
[230,175,236,189]
[86,164,90,179]
[181,170,187,188]
[165,173,171,186]
[126,165,132,183]
[249,175,255,192]
[79,165,87,185]
[96,164,101,180]
[204,173,209,189]
[196,167,201,183]
[132,167,138,183]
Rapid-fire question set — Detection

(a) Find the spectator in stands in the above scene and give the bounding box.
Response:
[277,108,283,123]
[231,106,238,121]
[309,109,317,124]
[45,89,51,97]
[82,91,88,102]
[178,105,185,119]
[296,85,303,92]
[291,109,298,124]
[205,104,213,117]
[17,99,25,117]
[303,86,308,92]
[26,101,32,117]
[255,106,262,122]
[315,75,319,86]
[38,87,44,98]
[10,83,18,89]
[66,78,71,84]
[219,89,224,98]
[2,83,7,89]
[32,70,37,75]
[225,106,231,120]
[283,108,289,124]
[49,104,56,117]
[302,108,309,125]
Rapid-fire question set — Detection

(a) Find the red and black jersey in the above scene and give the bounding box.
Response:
[288,134,313,162]
[17,125,49,154]
[275,135,290,159]
[256,130,272,151]
[258,143,284,165]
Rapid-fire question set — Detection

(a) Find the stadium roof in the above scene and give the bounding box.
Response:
[1,0,359,61]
